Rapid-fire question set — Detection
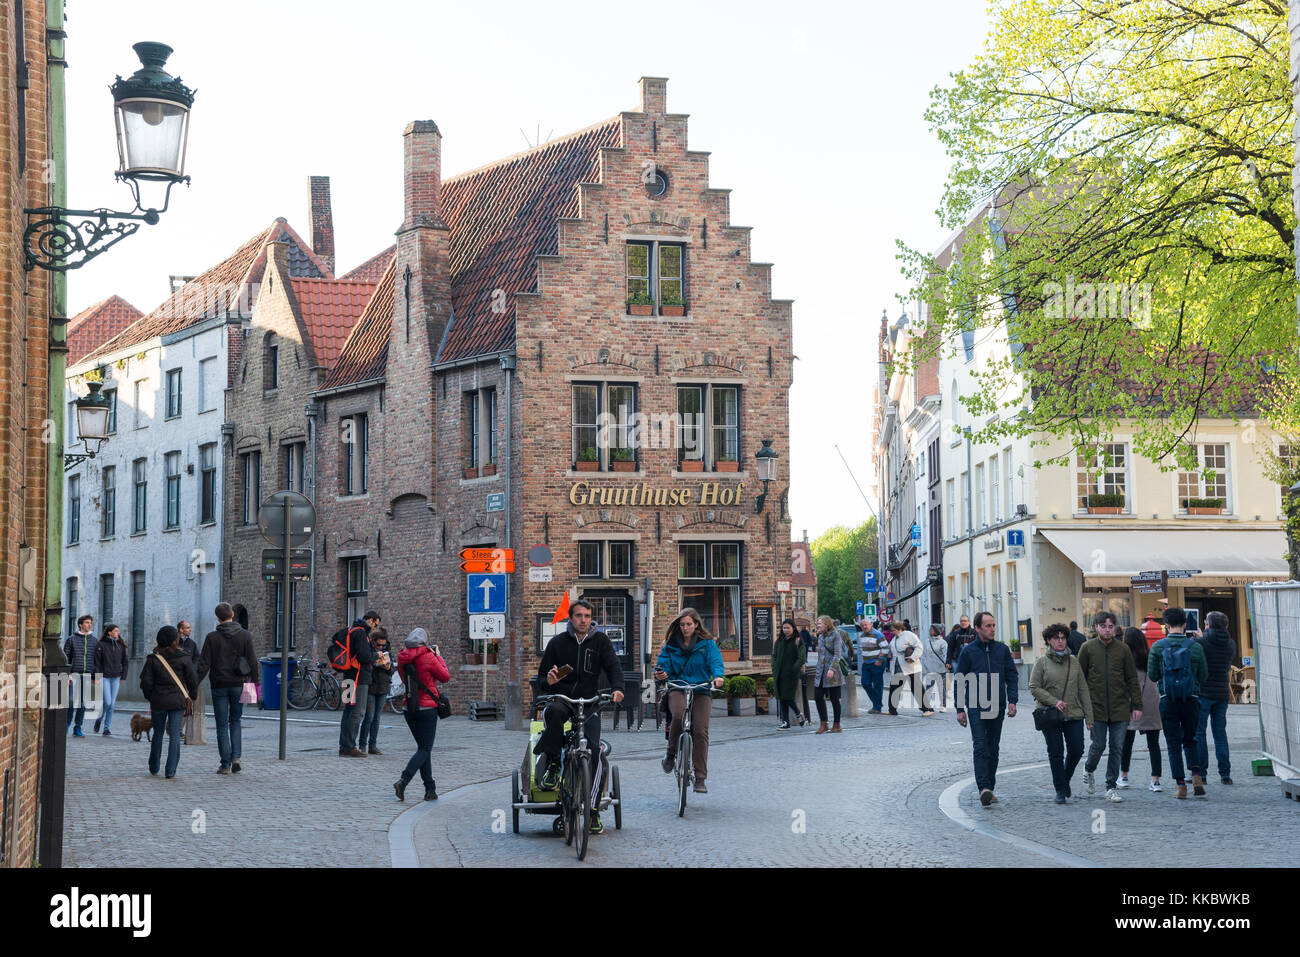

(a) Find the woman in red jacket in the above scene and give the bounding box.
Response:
[394,628,451,801]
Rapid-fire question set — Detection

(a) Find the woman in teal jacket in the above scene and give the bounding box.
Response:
[654,608,725,793]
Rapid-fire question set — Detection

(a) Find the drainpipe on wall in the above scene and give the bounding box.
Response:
[500,355,519,729]
[305,401,319,657]
[965,428,974,619]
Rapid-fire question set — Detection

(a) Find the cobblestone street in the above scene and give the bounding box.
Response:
[62,698,1297,868]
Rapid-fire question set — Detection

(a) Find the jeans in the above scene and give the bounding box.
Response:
[66,673,93,731]
[1085,720,1128,790]
[1042,718,1085,796]
[861,665,885,711]
[968,711,1005,792]
[210,686,245,768]
[814,684,841,723]
[1159,695,1204,784]
[1195,697,1230,778]
[339,680,371,752]
[1123,728,1163,778]
[148,709,183,776]
[890,671,928,713]
[535,700,601,761]
[100,676,122,732]
[359,691,386,750]
[401,709,439,788]
[666,690,713,779]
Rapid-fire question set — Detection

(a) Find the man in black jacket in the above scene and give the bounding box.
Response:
[945,616,975,670]
[533,600,625,800]
[1194,611,1237,784]
[198,603,259,774]
[1067,621,1087,656]
[338,612,379,757]
[64,614,98,737]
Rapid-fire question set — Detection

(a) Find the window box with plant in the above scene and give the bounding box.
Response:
[1084,492,1125,514]
[726,674,756,716]
[480,463,497,477]
[611,447,636,472]
[660,291,685,317]
[485,639,499,665]
[627,291,653,316]
[465,640,483,666]
[463,465,479,480]
[715,455,738,473]
[717,632,740,662]
[1183,497,1226,515]
[576,446,600,472]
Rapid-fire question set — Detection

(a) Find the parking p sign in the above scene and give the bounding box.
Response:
[863,569,876,593]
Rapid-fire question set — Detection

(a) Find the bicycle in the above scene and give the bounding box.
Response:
[385,674,406,714]
[286,660,343,711]
[661,679,715,817]
[511,690,622,861]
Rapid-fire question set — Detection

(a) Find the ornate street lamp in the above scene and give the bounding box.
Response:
[65,380,112,470]
[753,439,778,514]
[25,42,195,271]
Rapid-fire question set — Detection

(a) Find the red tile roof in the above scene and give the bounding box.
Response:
[67,295,143,365]
[320,258,396,390]
[288,277,379,370]
[436,119,622,362]
[82,219,329,364]
[790,542,818,586]
[338,246,395,282]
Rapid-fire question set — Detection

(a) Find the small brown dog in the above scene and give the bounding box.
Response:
[130,713,152,742]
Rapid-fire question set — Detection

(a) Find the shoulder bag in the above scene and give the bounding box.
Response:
[1032,657,1070,731]
[154,652,194,716]
[405,662,451,718]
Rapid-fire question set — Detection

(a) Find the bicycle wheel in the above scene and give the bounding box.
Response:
[511,770,522,834]
[611,765,622,830]
[320,674,343,711]
[562,762,575,846]
[575,759,591,861]
[389,692,405,715]
[286,675,315,711]
[677,734,692,817]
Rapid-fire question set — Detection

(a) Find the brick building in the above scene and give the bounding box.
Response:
[66,295,142,364]
[309,77,793,722]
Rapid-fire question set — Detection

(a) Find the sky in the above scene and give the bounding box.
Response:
[63,0,989,542]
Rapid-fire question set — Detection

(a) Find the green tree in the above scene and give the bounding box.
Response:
[810,520,879,623]
[899,0,1294,474]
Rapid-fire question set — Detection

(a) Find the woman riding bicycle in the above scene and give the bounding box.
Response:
[654,608,724,794]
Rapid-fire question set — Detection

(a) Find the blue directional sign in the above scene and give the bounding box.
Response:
[1007,530,1025,547]
[911,523,922,547]
[863,569,876,593]
[466,573,507,614]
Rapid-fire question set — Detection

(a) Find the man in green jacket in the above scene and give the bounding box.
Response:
[1148,606,1209,799]
[1077,612,1142,802]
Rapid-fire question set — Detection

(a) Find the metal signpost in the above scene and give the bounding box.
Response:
[467,569,508,708]
[257,490,316,760]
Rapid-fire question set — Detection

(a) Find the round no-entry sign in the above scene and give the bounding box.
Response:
[258,491,316,548]
[528,544,553,566]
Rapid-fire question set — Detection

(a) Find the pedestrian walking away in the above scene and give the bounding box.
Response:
[1194,610,1236,785]
[92,623,127,736]
[944,616,975,672]
[393,628,450,802]
[812,615,845,733]
[1119,628,1164,792]
[1077,611,1143,803]
[197,602,259,774]
[1029,623,1093,803]
[655,608,725,791]
[858,619,888,714]
[771,618,807,728]
[889,622,929,716]
[64,614,99,737]
[921,624,948,712]
[955,611,1019,806]
[139,625,199,779]
[336,612,379,756]
[1067,621,1087,657]
[177,619,207,745]
[360,626,394,754]
[1148,606,1209,799]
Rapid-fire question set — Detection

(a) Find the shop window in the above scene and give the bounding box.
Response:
[1081,588,1133,629]
[585,592,629,657]
[679,542,743,657]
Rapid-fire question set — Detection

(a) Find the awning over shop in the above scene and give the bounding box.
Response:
[1038,528,1289,585]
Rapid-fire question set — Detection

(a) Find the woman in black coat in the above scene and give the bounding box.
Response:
[139,625,199,779]
[771,618,807,729]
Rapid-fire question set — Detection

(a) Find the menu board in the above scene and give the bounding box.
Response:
[750,604,776,657]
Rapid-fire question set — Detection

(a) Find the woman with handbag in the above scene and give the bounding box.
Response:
[138,625,199,779]
[393,628,450,802]
[813,615,845,734]
[1028,622,1094,804]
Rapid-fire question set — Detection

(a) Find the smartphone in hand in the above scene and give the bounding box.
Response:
[554,664,574,679]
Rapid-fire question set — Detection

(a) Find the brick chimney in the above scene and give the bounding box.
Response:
[309,176,335,275]
[639,76,667,115]
[403,120,445,228]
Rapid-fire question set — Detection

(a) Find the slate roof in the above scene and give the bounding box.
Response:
[338,246,395,282]
[82,219,330,364]
[436,119,622,362]
[67,295,143,365]
[289,278,380,370]
[319,257,395,390]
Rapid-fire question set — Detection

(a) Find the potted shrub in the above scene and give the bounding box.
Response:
[660,292,685,317]
[480,462,497,477]
[1085,492,1124,514]
[718,633,740,662]
[485,639,498,666]
[727,675,757,716]
[627,291,653,316]
[711,677,730,717]
[1009,637,1021,661]
[575,446,599,472]
[1185,496,1226,515]
[611,447,636,472]
[463,465,479,480]
[715,455,739,473]
[466,642,483,666]
[680,455,705,473]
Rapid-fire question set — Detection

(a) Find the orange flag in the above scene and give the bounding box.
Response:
[552,591,571,624]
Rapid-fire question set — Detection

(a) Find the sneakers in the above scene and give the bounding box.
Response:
[867,709,883,715]
[989,793,999,804]
[1083,770,1095,794]
[369,747,383,755]
[921,710,935,717]
[231,760,241,774]
[1106,788,1123,803]
[1176,783,1188,799]
[393,779,407,802]
[777,721,790,730]
[1117,774,1130,789]
[73,728,85,738]
[979,788,994,807]
[102,730,112,737]
[589,813,604,834]
[217,766,231,775]
[694,780,708,794]
[539,763,560,792]
[661,756,674,774]
[1192,773,1206,797]
[797,713,807,727]
[1221,776,1233,785]
[1149,780,1163,792]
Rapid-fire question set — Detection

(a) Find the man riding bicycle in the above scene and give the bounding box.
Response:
[534,598,624,832]
[654,608,724,794]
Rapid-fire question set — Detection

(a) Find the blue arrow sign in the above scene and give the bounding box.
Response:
[1007,530,1025,547]
[863,569,876,593]
[466,573,507,614]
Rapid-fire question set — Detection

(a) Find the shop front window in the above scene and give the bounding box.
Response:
[1081,588,1133,629]
[679,541,743,658]
[585,592,630,659]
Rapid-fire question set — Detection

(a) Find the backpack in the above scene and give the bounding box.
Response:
[327,626,361,672]
[1160,640,1195,702]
